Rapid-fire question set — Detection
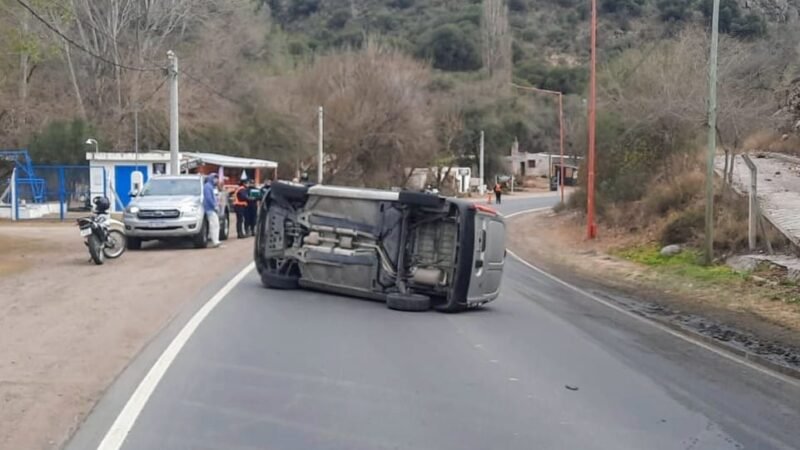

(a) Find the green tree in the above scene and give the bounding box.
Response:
[28,119,97,165]
[657,0,693,22]
[418,24,482,71]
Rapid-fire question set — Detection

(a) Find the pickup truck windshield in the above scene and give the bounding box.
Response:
[140,179,200,196]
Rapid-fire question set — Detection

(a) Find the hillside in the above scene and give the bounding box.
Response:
[0,0,797,185]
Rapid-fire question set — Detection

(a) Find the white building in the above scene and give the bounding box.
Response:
[86,151,278,212]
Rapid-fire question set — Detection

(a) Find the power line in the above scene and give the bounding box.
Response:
[180,70,241,105]
[14,0,163,73]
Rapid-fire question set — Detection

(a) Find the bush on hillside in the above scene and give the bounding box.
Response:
[288,0,320,20]
[417,24,482,71]
[643,171,705,217]
[601,0,645,16]
[29,119,98,165]
[327,9,350,30]
[657,0,693,22]
[731,14,767,39]
[509,0,528,12]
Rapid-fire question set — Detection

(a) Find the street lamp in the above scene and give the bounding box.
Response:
[85,138,98,154]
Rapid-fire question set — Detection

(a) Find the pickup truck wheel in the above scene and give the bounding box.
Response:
[219,211,230,241]
[260,271,299,290]
[126,237,142,250]
[271,181,309,202]
[193,219,209,249]
[386,293,431,312]
[398,191,443,208]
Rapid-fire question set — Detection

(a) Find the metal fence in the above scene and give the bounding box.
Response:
[2,164,104,221]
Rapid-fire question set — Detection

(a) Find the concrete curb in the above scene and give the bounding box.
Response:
[506,209,800,384]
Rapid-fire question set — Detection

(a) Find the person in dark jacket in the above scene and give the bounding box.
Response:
[245,180,258,236]
[233,180,248,238]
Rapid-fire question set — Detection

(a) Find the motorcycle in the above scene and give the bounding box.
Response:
[77,197,127,265]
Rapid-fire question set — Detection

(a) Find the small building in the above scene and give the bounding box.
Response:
[406,166,472,194]
[505,150,582,179]
[86,151,278,212]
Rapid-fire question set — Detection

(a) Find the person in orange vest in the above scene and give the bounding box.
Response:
[233,180,249,239]
[494,182,503,204]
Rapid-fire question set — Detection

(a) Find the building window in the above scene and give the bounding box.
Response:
[153,163,166,174]
[528,160,536,168]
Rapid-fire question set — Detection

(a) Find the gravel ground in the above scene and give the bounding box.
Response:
[0,222,252,450]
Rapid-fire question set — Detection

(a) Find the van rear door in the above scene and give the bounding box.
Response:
[466,207,506,304]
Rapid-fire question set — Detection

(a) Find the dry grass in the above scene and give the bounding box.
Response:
[508,212,800,343]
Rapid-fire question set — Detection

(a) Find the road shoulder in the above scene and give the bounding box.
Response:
[507,210,800,378]
[0,223,252,450]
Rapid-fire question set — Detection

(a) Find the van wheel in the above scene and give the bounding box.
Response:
[398,191,443,208]
[386,293,431,312]
[261,271,299,290]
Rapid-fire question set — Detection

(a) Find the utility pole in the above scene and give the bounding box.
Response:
[558,93,565,204]
[479,130,485,195]
[704,0,721,264]
[167,50,179,175]
[318,106,324,184]
[134,108,139,164]
[586,0,598,239]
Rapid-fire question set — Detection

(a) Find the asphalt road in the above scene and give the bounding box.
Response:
[70,194,800,450]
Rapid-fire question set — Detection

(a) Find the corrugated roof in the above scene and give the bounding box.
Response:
[141,150,278,169]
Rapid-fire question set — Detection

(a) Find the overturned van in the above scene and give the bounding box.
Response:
[254,182,506,312]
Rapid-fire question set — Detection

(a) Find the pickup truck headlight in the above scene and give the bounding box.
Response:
[126,206,140,214]
[180,204,201,215]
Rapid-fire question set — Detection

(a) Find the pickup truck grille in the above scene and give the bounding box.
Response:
[137,209,180,219]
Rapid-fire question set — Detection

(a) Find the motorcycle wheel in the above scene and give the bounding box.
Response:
[103,229,127,259]
[88,234,105,265]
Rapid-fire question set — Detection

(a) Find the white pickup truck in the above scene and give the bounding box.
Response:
[122,175,230,249]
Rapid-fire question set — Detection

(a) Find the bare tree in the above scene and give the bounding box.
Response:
[482,0,511,84]
[274,40,436,187]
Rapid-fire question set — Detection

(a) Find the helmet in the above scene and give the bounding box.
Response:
[93,196,111,213]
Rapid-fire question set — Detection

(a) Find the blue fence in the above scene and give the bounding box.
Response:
[3,163,105,221]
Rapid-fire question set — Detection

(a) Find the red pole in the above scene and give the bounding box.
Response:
[558,93,565,204]
[586,0,598,239]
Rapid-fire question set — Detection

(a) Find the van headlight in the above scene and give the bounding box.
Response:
[126,206,140,214]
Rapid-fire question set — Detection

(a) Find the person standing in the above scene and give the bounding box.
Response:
[245,180,258,236]
[233,180,248,239]
[203,174,221,248]
[494,182,502,204]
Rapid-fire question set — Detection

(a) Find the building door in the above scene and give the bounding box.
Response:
[114,165,148,208]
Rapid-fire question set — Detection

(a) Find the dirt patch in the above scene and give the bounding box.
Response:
[0,223,252,450]
[508,211,800,373]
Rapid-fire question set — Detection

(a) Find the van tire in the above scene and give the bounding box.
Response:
[386,293,431,312]
[398,191,442,208]
[271,181,309,202]
[261,271,299,290]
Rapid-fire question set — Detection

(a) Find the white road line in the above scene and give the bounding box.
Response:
[97,262,255,450]
[503,206,551,219]
[507,249,800,388]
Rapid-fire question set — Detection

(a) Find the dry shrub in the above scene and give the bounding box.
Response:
[659,189,749,251]
[661,206,704,246]
[643,170,705,217]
